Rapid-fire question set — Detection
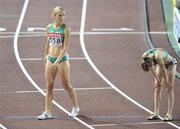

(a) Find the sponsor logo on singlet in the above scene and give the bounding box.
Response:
[48,33,64,46]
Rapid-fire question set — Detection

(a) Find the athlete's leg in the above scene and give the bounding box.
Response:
[45,61,57,114]
[58,61,79,109]
[166,64,176,118]
[154,66,163,116]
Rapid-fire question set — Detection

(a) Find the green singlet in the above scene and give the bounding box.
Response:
[144,48,173,61]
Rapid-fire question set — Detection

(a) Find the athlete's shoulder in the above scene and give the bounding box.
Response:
[63,24,71,33]
[46,23,53,31]
[63,23,70,29]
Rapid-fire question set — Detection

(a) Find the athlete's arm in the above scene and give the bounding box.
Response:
[155,51,169,84]
[44,25,50,66]
[44,25,50,58]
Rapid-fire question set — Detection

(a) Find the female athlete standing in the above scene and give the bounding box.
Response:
[38,6,79,120]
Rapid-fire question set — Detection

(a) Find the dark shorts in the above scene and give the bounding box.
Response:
[47,55,68,64]
[165,58,177,69]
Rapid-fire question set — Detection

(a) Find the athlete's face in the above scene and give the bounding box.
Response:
[56,11,65,19]
[52,10,65,22]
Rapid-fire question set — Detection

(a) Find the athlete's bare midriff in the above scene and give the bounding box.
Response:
[48,45,65,57]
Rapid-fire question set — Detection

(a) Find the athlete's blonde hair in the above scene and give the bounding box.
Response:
[52,6,65,14]
[52,6,65,15]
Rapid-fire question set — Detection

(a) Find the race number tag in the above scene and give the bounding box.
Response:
[48,33,63,46]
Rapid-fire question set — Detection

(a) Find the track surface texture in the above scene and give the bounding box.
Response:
[0,0,180,129]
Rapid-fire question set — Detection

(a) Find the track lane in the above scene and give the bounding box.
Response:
[1,0,180,129]
[81,0,180,128]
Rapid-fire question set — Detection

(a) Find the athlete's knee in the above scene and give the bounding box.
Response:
[167,87,173,93]
[154,82,161,92]
[166,83,173,93]
[155,87,161,94]
[154,83,161,92]
[63,83,74,92]
[46,82,54,93]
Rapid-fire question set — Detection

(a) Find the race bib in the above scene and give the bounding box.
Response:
[48,33,63,46]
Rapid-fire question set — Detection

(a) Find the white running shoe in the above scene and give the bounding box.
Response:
[69,107,80,117]
[37,112,52,120]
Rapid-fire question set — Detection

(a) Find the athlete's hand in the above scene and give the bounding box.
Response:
[52,61,59,69]
[44,57,47,67]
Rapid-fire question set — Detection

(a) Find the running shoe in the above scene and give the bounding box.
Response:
[163,115,173,121]
[147,114,159,120]
[69,107,80,117]
[37,112,52,120]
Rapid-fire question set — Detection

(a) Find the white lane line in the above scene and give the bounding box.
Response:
[149,31,167,34]
[92,28,134,31]
[0,31,169,39]
[0,35,15,39]
[90,121,168,127]
[13,0,94,129]
[79,0,180,129]
[1,32,145,39]
[27,27,46,31]
[1,31,145,35]
[20,57,86,61]
[89,115,144,119]
[0,31,168,35]
[0,27,6,32]
[16,87,112,93]
[0,124,8,129]
[0,87,113,94]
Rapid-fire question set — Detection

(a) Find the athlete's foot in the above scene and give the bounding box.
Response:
[163,115,173,121]
[37,112,52,120]
[147,114,160,120]
[69,107,80,117]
